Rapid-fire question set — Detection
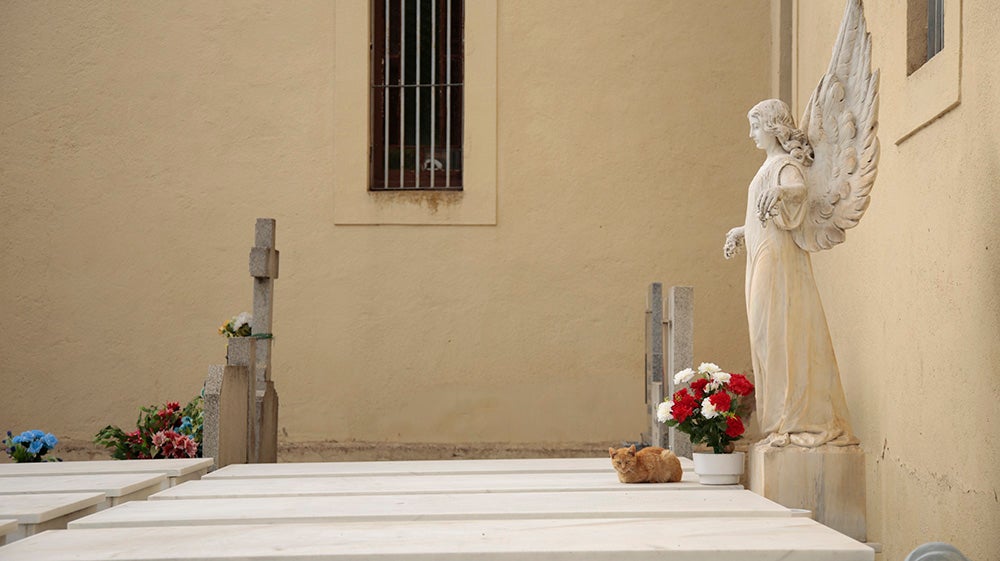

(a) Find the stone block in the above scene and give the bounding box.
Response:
[258,382,279,463]
[748,442,867,542]
[254,338,272,386]
[645,283,665,448]
[667,286,694,458]
[202,365,249,470]
[249,248,279,279]
[253,279,274,334]
[648,382,665,449]
[226,337,256,368]
[224,338,258,464]
[254,218,276,249]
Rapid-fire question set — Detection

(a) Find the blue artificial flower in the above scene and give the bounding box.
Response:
[12,434,26,445]
[27,439,43,455]
[29,430,44,439]
[42,434,58,448]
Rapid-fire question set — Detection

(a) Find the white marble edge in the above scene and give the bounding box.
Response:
[151,471,739,500]
[0,458,213,478]
[70,489,791,528]
[0,518,875,560]
[205,457,694,479]
[0,473,167,497]
[0,493,106,524]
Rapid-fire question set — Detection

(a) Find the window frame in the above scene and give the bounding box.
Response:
[332,0,496,226]
[895,0,962,145]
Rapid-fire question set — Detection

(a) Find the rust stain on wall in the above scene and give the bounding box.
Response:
[370,190,464,214]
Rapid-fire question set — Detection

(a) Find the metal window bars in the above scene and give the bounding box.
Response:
[371,0,464,190]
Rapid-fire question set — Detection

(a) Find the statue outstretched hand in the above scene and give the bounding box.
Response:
[724,226,745,259]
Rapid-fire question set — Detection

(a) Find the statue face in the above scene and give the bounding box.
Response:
[748,118,775,151]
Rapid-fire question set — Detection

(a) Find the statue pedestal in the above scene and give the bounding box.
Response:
[748,442,867,542]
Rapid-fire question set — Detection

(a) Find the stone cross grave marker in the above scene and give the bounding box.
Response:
[247,218,279,463]
[204,218,280,469]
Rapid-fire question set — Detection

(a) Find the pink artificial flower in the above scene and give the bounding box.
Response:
[151,431,169,448]
[175,435,198,457]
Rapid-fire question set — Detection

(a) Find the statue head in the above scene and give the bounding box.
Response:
[747,99,813,166]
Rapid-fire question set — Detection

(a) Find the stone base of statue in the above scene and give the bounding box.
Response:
[748,441,867,542]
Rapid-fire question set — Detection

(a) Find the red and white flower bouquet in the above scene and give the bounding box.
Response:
[657,362,754,454]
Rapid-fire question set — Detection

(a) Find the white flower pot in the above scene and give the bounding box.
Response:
[692,451,745,485]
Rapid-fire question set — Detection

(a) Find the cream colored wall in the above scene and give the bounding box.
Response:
[0,2,770,448]
[794,1,1000,559]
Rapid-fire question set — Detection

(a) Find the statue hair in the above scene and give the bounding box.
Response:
[748,99,814,166]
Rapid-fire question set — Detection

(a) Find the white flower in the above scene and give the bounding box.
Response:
[712,371,731,384]
[698,362,721,375]
[233,312,252,329]
[656,401,674,423]
[673,368,696,385]
[705,371,731,392]
[701,397,719,419]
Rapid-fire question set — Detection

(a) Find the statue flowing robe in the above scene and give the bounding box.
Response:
[744,155,857,448]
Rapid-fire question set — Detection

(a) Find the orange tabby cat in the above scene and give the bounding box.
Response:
[609,445,683,483]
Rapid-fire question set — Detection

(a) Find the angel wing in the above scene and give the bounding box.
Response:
[793,0,880,253]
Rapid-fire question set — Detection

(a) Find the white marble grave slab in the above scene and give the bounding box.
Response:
[205,456,693,479]
[153,470,735,500]
[0,519,15,547]
[0,518,874,560]
[0,458,212,487]
[0,473,167,506]
[0,493,104,542]
[71,489,788,528]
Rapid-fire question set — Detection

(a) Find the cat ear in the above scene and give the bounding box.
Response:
[608,447,616,457]
[628,445,636,455]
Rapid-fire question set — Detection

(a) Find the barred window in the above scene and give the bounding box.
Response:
[371,0,464,190]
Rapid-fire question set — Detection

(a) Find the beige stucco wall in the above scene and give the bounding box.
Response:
[0,1,770,448]
[793,1,1000,559]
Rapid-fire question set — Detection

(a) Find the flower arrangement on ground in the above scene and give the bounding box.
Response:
[94,396,203,459]
[657,362,754,454]
[218,312,252,337]
[4,430,60,462]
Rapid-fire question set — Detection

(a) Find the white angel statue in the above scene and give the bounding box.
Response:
[723,0,879,448]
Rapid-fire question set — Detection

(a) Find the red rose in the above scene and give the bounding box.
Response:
[689,378,709,399]
[708,391,732,412]
[725,416,745,438]
[672,388,698,411]
[728,373,754,396]
[167,402,181,412]
[671,402,695,423]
